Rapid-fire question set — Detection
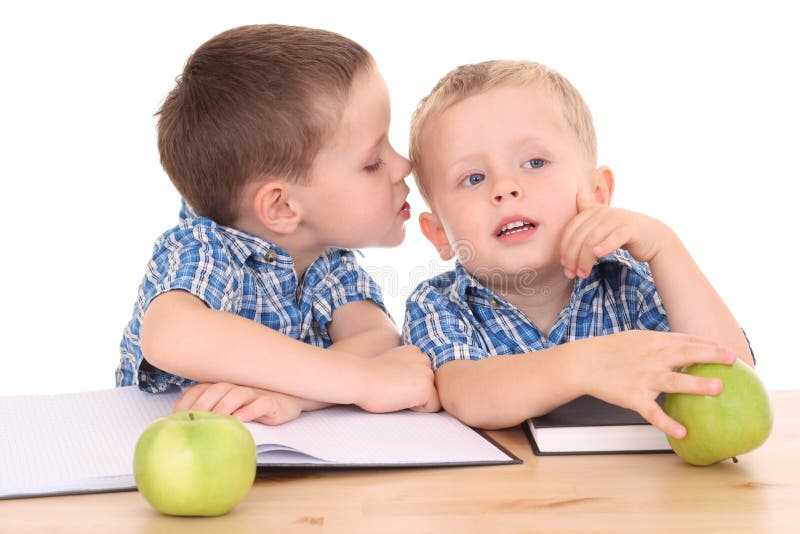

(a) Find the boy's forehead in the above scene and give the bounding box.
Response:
[327,66,390,153]
[426,84,569,155]
[441,83,561,127]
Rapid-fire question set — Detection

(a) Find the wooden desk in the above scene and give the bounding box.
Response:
[3,391,798,533]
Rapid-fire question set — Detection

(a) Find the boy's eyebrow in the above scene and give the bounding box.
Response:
[445,136,553,173]
[445,154,482,174]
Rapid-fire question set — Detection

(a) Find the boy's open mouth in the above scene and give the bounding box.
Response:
[495,218,537,237]
[398,201,411,220]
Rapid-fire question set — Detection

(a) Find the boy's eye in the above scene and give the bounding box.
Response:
[460,173,485,187]
[365,158,385,173]
[522,158,545,169]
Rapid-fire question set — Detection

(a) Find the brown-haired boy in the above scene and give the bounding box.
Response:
[403,60,752,437]
[117,25,439,423]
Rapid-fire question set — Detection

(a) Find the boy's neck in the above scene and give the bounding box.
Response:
[232,216,326,277]
[285,246,328,278]
[485,267,575,337]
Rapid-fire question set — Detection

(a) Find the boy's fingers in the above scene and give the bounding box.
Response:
[237,397,279,423]
[576,222,616,276]
[191,382,235,412]
[173,383,209,412]
[641,401,686,440]
[594,226,632,260]
[563,212,611,276]
[560,209,593,263]
[213,387,256,415]
[659,372,724,396]
[663,344,737,370]
[560,218,592,276]
[249,397,302,426]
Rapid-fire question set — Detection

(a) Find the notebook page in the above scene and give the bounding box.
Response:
[0,387,179,498]
[247,405,512,465]
[1,387,515,498]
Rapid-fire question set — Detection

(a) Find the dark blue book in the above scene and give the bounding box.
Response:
[524,395,672,455]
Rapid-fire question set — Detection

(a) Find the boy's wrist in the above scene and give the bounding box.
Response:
[564,338,593,396]
[348,357,375,406]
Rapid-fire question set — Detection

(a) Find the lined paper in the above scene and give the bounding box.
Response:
[1,387,516,499]
[246,405,513,465]
[1,387,179,498]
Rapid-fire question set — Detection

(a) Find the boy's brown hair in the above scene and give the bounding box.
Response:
[409,60,596,204]
[157,24,372,226]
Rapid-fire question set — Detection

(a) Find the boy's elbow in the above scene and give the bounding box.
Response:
[140,309,176,372]
[140,291,199,373]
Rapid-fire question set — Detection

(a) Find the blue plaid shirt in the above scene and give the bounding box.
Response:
[117,203,386,392]
[403,250,669,369]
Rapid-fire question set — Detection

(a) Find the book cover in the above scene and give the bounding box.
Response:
[524,395,672,456]
[0,387,519,499]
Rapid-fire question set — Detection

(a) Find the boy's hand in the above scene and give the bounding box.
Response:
[560,191,674,279]
[174,382,322,426]
[581,330,738,439]
[355,345,441,414]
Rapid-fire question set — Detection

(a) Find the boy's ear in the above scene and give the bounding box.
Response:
[419,212,454,261]
[591,166,615,206]
[252,181,301,234]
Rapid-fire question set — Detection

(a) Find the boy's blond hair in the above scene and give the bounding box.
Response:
[409,60,597,204]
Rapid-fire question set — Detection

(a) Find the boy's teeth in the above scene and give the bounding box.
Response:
[498,220,534,236]
[501,221,525,232]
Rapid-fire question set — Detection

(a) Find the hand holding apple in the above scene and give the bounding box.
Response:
[663,359,772,466]
[134,411,257,516]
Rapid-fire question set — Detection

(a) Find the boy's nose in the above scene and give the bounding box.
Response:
[492,182,521,204]
[393,155,412,183]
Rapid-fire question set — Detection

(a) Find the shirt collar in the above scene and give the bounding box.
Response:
[449,261,509,308]
[448,250,633,309]
[220,224,294,268]
[180,200,293,269]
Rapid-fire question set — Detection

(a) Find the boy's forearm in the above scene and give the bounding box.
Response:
[649,233,753,365]
[435,343,589,429]
[326,299,402,358]
[328,326,401,358]
[141,291,369,404]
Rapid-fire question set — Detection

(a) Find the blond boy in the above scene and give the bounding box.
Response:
[403,60,751,437]
[117,25,439,423]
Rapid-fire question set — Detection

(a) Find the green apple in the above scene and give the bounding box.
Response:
[134,411,257,516]
[663,359,772,466]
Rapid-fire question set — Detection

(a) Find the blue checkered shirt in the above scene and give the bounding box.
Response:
[117,203,386,392]
[403,250,670,369]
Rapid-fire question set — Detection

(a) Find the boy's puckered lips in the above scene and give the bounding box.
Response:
[494,215,538,237]
[399,201,411,220]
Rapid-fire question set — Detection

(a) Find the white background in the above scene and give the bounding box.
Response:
[1,1,797,395]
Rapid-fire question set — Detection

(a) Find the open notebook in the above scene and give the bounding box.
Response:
[0,386,518,499]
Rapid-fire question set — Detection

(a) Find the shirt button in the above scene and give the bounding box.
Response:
[488,296,500,308]
[263,249,277,263]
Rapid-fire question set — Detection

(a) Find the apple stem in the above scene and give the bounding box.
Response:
[732,456,739,464]
[189,412,195,421]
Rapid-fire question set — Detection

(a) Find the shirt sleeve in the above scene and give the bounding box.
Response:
[147,233,235,312]
[311,250,389,342]
[402,283,490,370]
[135,226,238,392]
[619,257,670,332]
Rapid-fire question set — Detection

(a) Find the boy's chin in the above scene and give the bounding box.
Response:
[466,256,552,283]
[364,228,406,249]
